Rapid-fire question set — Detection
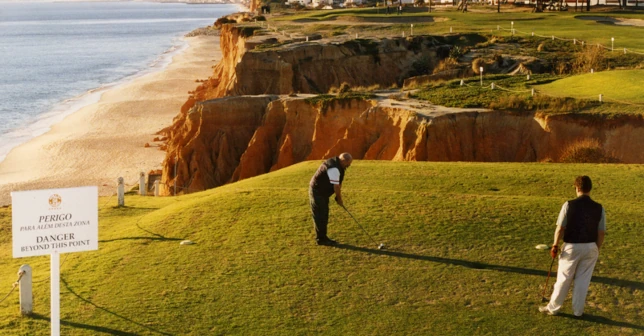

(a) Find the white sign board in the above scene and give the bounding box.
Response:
[12,186,98,258]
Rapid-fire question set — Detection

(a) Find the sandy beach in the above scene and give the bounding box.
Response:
[0,35,221,206]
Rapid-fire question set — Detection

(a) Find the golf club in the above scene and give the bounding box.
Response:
[341,205,385,250]
[541,255,556,303]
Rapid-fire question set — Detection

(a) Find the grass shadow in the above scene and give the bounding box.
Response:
[333,243,644,290]
[558,313,644,331]
[99,236,184,243]
[100,221,185,243]
[136,222,172,239]
[61,277,173,335]
[30,313,139,335]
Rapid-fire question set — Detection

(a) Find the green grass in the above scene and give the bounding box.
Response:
[536,69,644,104]
[272,9,644,52]
[410,73,644,115]
[1,161,643,334]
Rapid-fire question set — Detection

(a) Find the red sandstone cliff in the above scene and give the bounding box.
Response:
[161,95,278,195]
[159,25,644,195]
[160,95,644,195]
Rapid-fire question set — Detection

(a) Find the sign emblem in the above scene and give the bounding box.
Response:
[49,194,62,208]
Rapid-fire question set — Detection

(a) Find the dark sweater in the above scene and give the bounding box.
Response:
[309,157,345,197]
[564,195,603,244]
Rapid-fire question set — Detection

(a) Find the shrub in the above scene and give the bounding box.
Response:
[410,56,433,77]
[238,26,262,38]
[449,46,466,60]
[472,58,485,74]
[559,138,620,163]
[487,94,598,113]
[493,54,503,67]
[433,58,459,74]
[573,45,605,73]
[351,84,381,92]
[214,17,234,28]
[328,82,352,94]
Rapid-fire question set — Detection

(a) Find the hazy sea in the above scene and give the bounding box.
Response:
[0,1,238,163]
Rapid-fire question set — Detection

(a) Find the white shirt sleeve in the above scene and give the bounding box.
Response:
[556,201,569,228]
[327,168,340,185]
[598,208,606,231]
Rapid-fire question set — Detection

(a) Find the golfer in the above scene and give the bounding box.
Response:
[309,153,352,246]
[540,175,606,317]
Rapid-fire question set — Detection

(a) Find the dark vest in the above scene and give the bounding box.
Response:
[309,157,345,197]
[564,195,603,244]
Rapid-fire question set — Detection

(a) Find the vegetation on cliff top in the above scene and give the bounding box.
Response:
[305,83,378,113]
[411,72,644,115]
[536,69,644,104]
[250,8,644,115]
[0,161,642,334]
[273,8,644,50]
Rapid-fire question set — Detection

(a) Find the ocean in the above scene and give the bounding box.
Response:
[0,1,239,163]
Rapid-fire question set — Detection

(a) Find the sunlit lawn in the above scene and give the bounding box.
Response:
[0,161,642,334]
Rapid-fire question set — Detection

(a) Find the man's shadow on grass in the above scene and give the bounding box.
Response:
[558,313,644,331]
[334,243,644,331]
[58,277,174,335]
[333,243,644,290]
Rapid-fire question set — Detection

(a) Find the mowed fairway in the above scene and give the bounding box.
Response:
[278,9,644,51]
[0,161,642,335]
[536,69,644,104]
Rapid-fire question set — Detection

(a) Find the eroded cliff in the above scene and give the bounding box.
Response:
[159,25,644,195]
[160,95,644,195]
[189,25,448,104]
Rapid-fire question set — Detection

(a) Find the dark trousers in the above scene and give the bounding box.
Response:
[309,188,329,241]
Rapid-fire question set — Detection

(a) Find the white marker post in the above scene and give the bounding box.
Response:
[51,251,60,334]
[12,186,98,336]
[480,66,484,86]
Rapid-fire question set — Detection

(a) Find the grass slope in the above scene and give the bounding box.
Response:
[0,161,643,335]
[535,69,644,104]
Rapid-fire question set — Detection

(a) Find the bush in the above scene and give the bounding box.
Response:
[449,46,467,61]
[214,17,234,28]
[329,82,352,94]
[433,58,459,74]
[493,54,504,67]
[410,56,433,77]
[559,139,620,163]
[472,58,486,74]
[573,45,605,74]
[238,26,262,38]
[488,94,598,113]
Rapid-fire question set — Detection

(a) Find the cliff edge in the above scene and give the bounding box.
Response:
[159,24,644,195]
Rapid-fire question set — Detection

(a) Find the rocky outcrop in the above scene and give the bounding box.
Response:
[160,95,644,195]
[160,95,279,195]
[190,25,449,103]
[158,25,644,195]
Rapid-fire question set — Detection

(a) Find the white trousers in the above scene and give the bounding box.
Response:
[547,242,599,316]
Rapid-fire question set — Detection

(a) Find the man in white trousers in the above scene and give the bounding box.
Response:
[540,175,606,317]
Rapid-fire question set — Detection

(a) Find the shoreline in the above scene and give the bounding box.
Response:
[0,34,222,206]
[0,38,189,164]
